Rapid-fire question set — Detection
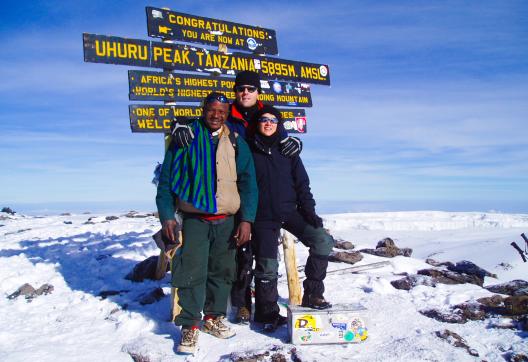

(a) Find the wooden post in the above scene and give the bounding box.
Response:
[282,230,302,305]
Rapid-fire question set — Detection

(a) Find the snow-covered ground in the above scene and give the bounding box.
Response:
[1,211,527,361]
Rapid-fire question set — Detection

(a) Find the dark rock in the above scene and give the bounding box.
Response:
[99,290,129,299]
[138,288,165,305]
[125,256,168,282]
[421,303,486,324]
[105,216,119,221]
[60,213,71,216]
[417,269,484,287]
[504,296,528,315]
[329,251,363,265]
[486,280,528,296]
[1,207,16,215]
[360,238,413,258]
[507,353,528,362]
[334,240,355,250]
[446,260,497,279]
[391,275,436,290]
[63,221,72,224]
[477,295,505,308]
[435,329,479,357]
[376,237,396,248]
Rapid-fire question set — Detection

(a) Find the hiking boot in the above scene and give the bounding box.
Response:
[177,327,199,355]
[263,314,288,333]
[234,306,251,324]
[202,316,236,339]
[301,294,332,310]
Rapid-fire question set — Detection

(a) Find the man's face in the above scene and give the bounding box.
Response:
[204,101,229,131]
[235,84,259,108]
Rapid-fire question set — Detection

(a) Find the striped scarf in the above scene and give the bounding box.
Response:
[170,119,217,214]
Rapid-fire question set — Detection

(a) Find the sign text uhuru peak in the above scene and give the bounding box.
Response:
[83,34,330,85]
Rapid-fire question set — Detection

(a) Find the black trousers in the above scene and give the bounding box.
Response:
[231,210,334,322]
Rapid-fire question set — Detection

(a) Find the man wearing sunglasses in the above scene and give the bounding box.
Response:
[156,92,258,354]
[172,71,303,157]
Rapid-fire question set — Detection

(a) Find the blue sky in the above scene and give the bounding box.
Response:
[1,1,527,214]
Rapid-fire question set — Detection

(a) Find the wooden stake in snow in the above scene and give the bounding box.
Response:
[282,231,302,305]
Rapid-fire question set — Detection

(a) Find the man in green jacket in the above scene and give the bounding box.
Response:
[156,92,258,355]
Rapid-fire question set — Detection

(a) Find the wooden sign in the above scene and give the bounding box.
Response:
[146,7,278,55]
[83,33,330,85]
[129,104,307,133]
[128,70,312,107]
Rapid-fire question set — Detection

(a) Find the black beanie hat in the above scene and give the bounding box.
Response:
[253,104,282,123]
[234,71,261,92]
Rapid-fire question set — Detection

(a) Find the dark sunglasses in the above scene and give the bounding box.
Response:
[235,85,258,93]
[204,93,229,104]
[258,116,279,124]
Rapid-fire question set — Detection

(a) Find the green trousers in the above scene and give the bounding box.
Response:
[172,215,236,327]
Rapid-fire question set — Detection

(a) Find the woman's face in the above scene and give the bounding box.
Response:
[257,112,279,136]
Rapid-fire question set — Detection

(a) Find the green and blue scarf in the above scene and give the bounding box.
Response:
[170,120,217,213]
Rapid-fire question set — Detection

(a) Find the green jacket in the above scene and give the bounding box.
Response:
[156,128,258,223]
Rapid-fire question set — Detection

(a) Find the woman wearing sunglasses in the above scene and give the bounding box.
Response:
[240,104,335,331]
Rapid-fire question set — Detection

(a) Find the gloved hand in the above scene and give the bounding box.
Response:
[280,136,303,157]
[171,121,194,148]
[300,209,323,228]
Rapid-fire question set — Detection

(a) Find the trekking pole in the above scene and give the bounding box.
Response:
[511,242,527,263]
[521,233,528,247]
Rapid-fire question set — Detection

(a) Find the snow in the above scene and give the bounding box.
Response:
[1,211,527,361]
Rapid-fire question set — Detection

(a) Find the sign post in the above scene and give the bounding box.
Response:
[83,6,332,311]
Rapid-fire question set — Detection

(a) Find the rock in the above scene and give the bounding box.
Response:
[63,221,72,224]
[477,294,505,308]
[7,283,36,300]
[7,283,54,301]
[421,303,486,324]
[391,275,436,290]
[446,260,497,279]
[376,237,395,248]
[360,238,413,258]
[1,207,16,215]
[508,353,528,362]
[486,280,528,296]
[35,284,54,296]
[435,329,479,357]
[98,290,129,299]
[329,251,363,265]
[138,287,165,305]
[417,269,484,287]
[504,296,528,315]
[425,258,455,267]
[125,256,168,282]
[334,239,355,250]
[105,215,119,221]
[60,212,71,216]
[497,262,513,271]
[124,211,154,218]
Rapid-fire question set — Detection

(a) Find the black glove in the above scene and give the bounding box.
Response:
[301,209,323,228]
[171,121,194,148]
[280,136,303,157]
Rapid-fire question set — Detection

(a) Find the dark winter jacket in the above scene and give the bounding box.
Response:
[227,101,288,141]
[249,133,315,226]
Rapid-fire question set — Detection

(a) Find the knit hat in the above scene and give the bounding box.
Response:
[253,104,282,123]
[234,71,261,92]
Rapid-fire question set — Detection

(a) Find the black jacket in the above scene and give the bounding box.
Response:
[250,133,315,226]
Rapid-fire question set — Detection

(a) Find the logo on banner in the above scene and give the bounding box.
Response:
[247,38,258,50]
